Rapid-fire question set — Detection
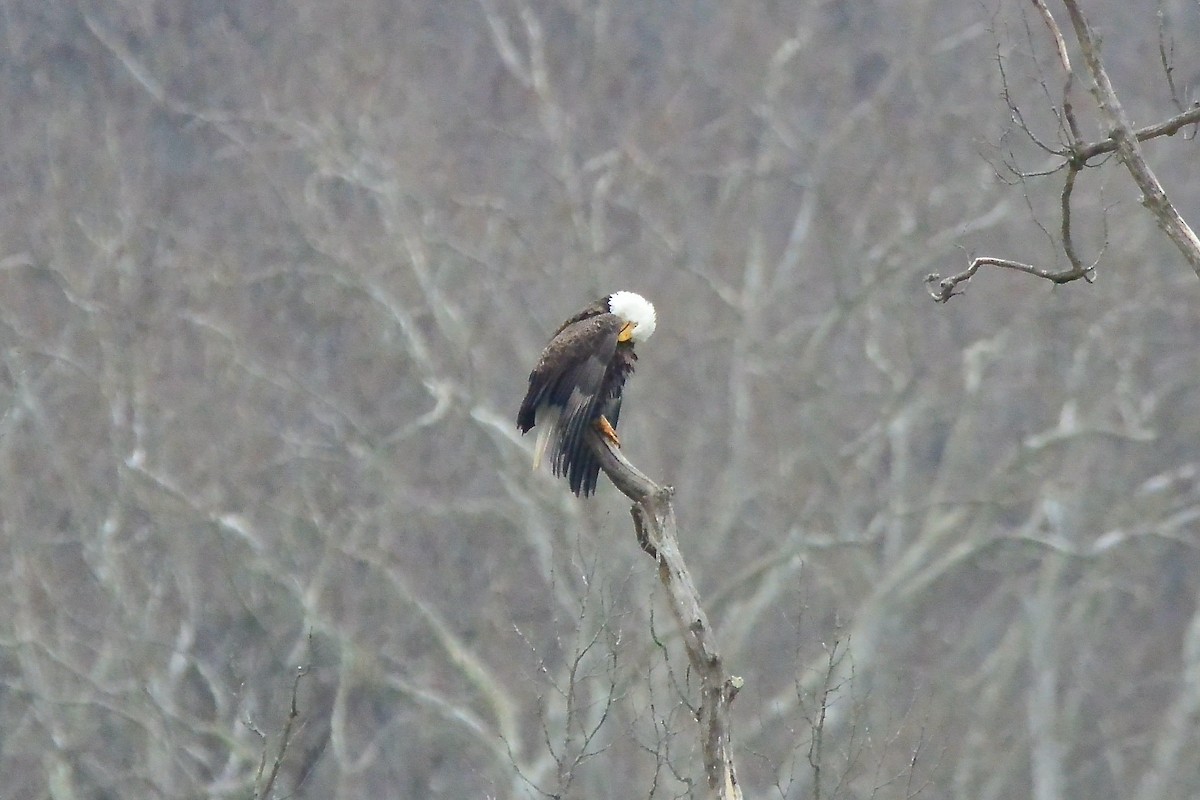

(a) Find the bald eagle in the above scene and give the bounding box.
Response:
[517,292,657,496]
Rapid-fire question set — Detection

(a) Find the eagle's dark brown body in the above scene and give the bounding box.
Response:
[517,295,651,496]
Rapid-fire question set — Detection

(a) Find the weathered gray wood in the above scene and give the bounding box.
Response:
[587,430,744,800]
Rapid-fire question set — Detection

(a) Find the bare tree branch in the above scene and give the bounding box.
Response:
[253,663,312,799]
[1060,0,1200,278]
[1074,104,1200,162]
[925,253,1092,302]
[586,430,745,800]
[1031,0,1071,75]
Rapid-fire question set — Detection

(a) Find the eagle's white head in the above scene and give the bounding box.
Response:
[607,291,657,343]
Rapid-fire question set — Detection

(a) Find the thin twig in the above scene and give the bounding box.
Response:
[255,664,311,799]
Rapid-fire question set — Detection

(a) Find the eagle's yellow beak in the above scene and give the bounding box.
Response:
[617,321,637,342]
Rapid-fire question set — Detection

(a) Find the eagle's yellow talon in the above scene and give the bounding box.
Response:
[596,415,621,448]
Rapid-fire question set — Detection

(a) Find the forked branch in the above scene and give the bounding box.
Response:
[1059,0,1200,278]
[586,430,745,799]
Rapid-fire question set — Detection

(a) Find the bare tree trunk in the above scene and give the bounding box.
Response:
[587,430,745,800]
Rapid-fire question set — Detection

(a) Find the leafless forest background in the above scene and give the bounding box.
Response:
[3,1,1200,798]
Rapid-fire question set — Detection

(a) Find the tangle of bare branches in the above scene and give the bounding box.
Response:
[929,0,1200,301]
